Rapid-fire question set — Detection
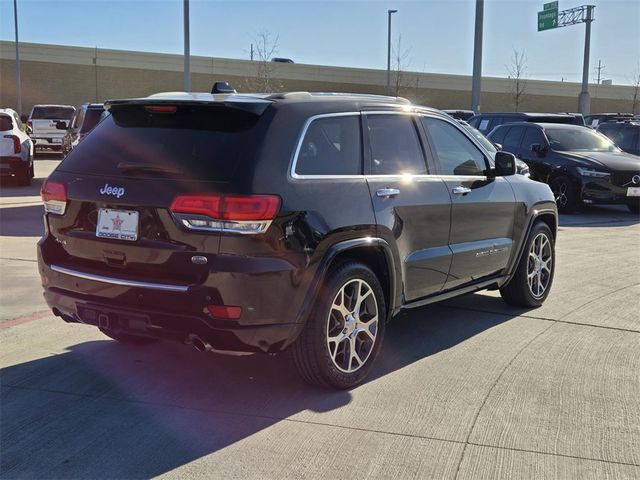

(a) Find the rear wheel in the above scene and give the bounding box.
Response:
[550,175,579,213]
[99,328,158,345]
[291,261,386,389]
[500,222,555,308]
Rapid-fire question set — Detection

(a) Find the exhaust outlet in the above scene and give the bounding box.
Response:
[188,335,212,352]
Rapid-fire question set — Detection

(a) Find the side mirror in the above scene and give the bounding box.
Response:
[494,151,517,177]
[530,143,547,156]
[56,121,68,130]
[26,125,33,135]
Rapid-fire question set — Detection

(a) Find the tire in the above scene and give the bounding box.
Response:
[500,222,555,308]
[550,175,579,213]
[291,261,386,389]
[627,201,639,215]
[99,328,158,345]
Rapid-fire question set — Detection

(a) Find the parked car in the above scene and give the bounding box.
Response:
[443,109,475,121]
[458,120,530,177]
[0,108,34,185]
[39,89,558,388]
[597,122,640,157]
[61,103,105,155]
[584,113,634,128]
[271,57,294,63]
[27,104,75,152]
[487,122,640,214]
[468,112,580,135]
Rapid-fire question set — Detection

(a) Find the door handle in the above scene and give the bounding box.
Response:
[452,186,472,196]
[376,188,400,198]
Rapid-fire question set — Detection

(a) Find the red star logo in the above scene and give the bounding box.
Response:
[111,215,124,231]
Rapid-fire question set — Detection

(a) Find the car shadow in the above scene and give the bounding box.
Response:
[0,204,44,236]
[559,204,639,228]
[0,176,45,198]
[0,303,514,478]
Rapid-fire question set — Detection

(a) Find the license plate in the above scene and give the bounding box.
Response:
[52,138,62,144]
[627,187,640,197]
[96,209,139,241]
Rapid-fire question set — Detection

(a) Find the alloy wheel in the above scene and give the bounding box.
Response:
[527,232,553,299]
[326,279,379,373]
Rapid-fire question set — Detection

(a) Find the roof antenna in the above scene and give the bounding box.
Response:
[211,81,237,94]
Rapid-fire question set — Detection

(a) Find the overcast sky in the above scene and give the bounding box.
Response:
[1,0,638,85]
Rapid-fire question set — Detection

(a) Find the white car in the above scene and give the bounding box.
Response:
[27,104,75,152]
[0,108,34,186]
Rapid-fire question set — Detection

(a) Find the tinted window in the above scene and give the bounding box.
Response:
[72,108,85,129]
[522,127,547,150]
[296,115,361,175]
[489,125,509,144]
[545,126,619,152]
[80,109,105,133]
[422,117,487,176]
[600,126,639,152]
[367,114,427,175]
[468,117,480,128]
[0,115,13,131]
[503,126,525,149]
[31,106,75,120]
[59,105,263,181]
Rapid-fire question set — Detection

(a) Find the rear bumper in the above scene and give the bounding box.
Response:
[32,137,63,148]
[37,239,309,353]
[0,156,28,176]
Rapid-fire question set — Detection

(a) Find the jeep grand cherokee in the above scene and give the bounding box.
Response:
[38,90,557,389]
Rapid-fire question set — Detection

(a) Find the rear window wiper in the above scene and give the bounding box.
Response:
[117,162,184,175]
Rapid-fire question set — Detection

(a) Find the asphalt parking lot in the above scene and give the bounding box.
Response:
[1,154,639,479]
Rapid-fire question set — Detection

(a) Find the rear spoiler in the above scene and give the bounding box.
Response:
[104,92,273,116]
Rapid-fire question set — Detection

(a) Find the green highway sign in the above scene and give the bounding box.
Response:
[543,1,558,11]
[538,8,558,31]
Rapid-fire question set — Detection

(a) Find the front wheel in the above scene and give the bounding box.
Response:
[500,222,555,308]
[550,176,579,213]
[291,261,386,389]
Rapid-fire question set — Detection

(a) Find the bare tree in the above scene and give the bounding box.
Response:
[242,31,282,92]
[391,35,412,97]
[632,63,640,115]
[506,48,527,112]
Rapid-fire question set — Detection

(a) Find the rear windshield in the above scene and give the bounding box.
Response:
[58,105,263,181]
[31,106,75,120]
[80,108,104,133]
[0,115,13,131]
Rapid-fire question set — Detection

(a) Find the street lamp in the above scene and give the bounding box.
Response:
[183,0,191,92]
[13,0,21,115]
[386,9,397,96]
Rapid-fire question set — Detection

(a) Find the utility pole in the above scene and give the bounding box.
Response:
[183,0,191,92]
[471,0,484,112]
[13,0,21,116]
[594,59,604,84]
[386,9,397,96]
[578,5,594,115]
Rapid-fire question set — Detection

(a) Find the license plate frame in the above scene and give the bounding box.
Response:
[96,208,139,241]
[52,138,62,144]
[627,187,640,197]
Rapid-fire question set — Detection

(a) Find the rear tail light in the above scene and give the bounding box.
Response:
[206,305,242,319]
[170,194,280,234]
[41,179,67,215]
[145,106,177,114]
[3,135,21,154]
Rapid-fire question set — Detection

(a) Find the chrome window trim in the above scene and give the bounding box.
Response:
[50,264,189,292]
[289,112,363,180]
[289,109,490,181]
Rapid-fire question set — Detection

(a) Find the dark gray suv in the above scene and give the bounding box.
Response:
[39,90,558,388]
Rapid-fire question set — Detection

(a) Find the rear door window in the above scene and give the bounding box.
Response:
[366,114,427,175]
[295,115,361,175]
[422,117,487,176]
[502,126,525,150]
[489,125,509,144]
[58,105,264,181]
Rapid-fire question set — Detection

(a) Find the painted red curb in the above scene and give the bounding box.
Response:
[0,310,52,330]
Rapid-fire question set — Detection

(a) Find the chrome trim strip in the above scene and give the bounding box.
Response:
[50,265,189,292]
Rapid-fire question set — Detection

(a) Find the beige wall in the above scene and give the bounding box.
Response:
[1,41,636,115]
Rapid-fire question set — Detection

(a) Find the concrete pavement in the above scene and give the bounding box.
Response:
[1,155,639,479]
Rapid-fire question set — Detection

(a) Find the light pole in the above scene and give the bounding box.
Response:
[470,0,484,113]
[386,9,397,96]
[183,0,191,92]
[13,0,21,115]
[578,5,594,115]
